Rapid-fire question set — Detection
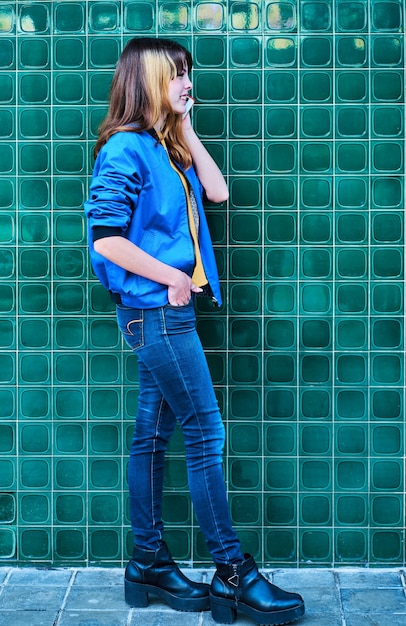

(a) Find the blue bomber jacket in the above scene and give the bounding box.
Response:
[84,129,222,308]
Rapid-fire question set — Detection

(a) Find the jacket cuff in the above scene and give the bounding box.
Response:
[92,226,123,241]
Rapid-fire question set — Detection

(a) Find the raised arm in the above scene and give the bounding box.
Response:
[182,115,229,204]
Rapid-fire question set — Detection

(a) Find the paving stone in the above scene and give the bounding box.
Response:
[64,586,128,612]
[0,610,59,626]
[58,610,130,626]
[73,568,124,587]
[341,587,406,614]
[129,608,206,625]
[272,568,336,589]
[346,614,406,626]
[0,586,66,611]
[296,587,341,616]
[7,567,73,586]
[336,568,404,589]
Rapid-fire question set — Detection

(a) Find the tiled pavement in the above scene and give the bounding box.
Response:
[0,565,405,626]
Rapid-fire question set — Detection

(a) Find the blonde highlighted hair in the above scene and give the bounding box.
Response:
[94,38,193,168]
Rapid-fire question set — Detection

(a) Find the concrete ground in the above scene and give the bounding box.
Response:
[0,565,405,625]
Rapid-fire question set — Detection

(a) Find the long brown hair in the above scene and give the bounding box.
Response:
[94,38,193,168]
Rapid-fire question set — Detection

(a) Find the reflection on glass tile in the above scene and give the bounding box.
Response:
[301,2,331,31]
[160,2,189,31]
[266,36,296,66]
[196,2,224,30]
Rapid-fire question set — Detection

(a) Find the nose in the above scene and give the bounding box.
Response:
[184,73,192,90]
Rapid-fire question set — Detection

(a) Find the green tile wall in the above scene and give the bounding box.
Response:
[0,0,405,567]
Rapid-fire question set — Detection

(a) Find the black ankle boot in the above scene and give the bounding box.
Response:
[124,542,210,612]
[210,555,305,625]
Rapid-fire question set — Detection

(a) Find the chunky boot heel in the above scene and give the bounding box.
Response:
[124,542,210,612]
[210,596,236,624]
[124,579,149,608]
[210,555,305,626]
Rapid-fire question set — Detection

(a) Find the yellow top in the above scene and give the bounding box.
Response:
[160,138,208,287]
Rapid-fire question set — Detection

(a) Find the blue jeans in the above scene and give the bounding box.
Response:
[116,299,243,564]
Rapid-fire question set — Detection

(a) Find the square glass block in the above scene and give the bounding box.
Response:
[0,110,16,139]
[301,1,332,32]
[336,36,367,67]
[266,529,297,562]
[371,496,402,526]
[231,494,261,525]
[0,73,14,104]
[301,36,332,67]
[230,177,261,208]
[231,214,261,243]
[266,107,296,137]
[336,178,368,208]
[372,107,403,138]
[336,319,367,350]
[54,37,85,69]
[54,3,85,33]
[336,213,367,243]
[372,177,402,208]
[372,71,403,102]
[335,494,367,525]
[230,2,260,30]
[20,494,50,524]
[19,38,49,69]
[195,71,226,102]
[336,106,368,137]
[372,35,403,66]
[372,318,402,349]
[19,108,50,140]
[230,106,261,138]
[89,2,120,32]
[372,1,402,32]
[19,3,50,34]
[19,73,50,105]
[229,388,261,420]
[55,494,85,524]
[20,529,50,560]
[194,36,226,67]
[230,71,261,102]
[266,494,296,527]
[230,36,261,66]
[124,1,155,31]
[230,424,261,455]
[0,4,14,34]
[89,37,120,67]
[54,318,85,349]
[194,106,226,138]
[336,1,367,32]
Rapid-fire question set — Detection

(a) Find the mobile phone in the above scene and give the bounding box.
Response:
[183,96,195,119]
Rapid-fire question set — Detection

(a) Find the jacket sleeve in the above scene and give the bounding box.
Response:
[84,133,142,239]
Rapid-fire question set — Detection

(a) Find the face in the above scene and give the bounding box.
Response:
[167,63,192,115]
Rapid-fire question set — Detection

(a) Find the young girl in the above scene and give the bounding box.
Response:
[85,37,304,626]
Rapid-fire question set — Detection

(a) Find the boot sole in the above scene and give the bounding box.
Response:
[125,578,210,612]
[210,593,305,625]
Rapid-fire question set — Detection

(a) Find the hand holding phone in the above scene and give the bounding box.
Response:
[183,96,194,119]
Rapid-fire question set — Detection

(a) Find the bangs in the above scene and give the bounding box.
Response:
[165,42,192,76]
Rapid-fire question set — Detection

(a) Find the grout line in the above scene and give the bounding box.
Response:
[0,569,12,600]
[400,569,406,601]
[52,568,78,626]
[333,570,347,626]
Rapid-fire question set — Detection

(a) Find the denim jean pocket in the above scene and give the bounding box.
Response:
[116,305,144,350]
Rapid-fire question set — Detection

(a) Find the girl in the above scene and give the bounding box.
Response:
[84,37,304,626]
